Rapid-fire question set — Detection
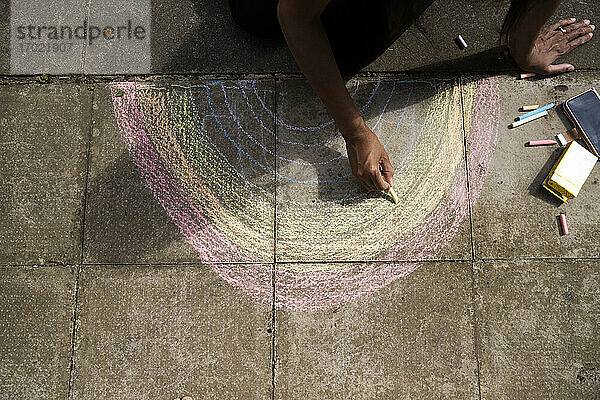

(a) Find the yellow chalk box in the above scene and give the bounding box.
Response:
[543,141,597,202]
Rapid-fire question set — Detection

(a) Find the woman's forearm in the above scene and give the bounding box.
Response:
[277,0,366,140]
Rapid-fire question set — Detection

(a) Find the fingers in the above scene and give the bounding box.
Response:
[357,162,391,191]
[549,17,576,31]
[359,172,376,191]
[565,20,594,41]
[371,168,390,191]
[563,19,589,33]
[545,63,575,74]
[363,163,386,191]
[568,31,594,49]
[379,157,394,187]
[356,165,376,191]
[359,177,376,191]
[547,19,594,61]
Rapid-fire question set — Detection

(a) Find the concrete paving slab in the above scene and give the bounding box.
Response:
[475,259,600,399]
[71,264,273,400]
[7,0,88,75]
[150,0,297,74]
[84,80,275,263]
[0,1,9,74]
[0,265,76,399]
[365,0,510,73]
[84,0,151,75]
[274,261,478,399]
[467,72,600,259]
[275,77,472,262]
[0,83,90,264]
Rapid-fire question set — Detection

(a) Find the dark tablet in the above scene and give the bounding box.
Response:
[564,88,600,157]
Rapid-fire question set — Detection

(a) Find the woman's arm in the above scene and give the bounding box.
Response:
[277,0,393,191]
[506,0,594,74]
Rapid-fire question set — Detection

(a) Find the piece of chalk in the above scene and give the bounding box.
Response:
[558,213,569,235]
[527,139,557,146]
[510,110,548,128]
[387,187,399,204]
[520,72,536,79]
[517,103,555,121]
[521,104,540,111]
[454,35,468,50]
[556,133,567,146]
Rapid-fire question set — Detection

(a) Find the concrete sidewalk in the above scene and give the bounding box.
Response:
[1,72,600,399]
[2,1,600,399]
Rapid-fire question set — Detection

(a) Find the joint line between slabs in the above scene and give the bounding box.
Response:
[79,76,95,265]
[67,265,82,400]
[2,68,600,84]
[459,75,482,400]
[67,80,95,400]
[458,75,476,262]
[80,0,92,74]
[271,76,277,400]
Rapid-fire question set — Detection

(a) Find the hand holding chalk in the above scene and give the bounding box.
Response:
[345,123,394,192]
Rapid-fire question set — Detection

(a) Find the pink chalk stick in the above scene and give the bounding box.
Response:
[558,213,569,235]
[527,140,557,146]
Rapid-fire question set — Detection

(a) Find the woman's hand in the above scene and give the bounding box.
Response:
[344,120,394,192]
[509,18,595,75]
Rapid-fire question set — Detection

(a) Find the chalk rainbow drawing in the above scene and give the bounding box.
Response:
[110,76,499,311]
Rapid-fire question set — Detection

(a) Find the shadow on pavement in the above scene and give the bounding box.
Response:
[157,0,290,74]
[85,150,183,262]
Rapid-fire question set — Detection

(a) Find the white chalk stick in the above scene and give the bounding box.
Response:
[387,187,398,204]
[510,110,548,128]
[455,35,468,50]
